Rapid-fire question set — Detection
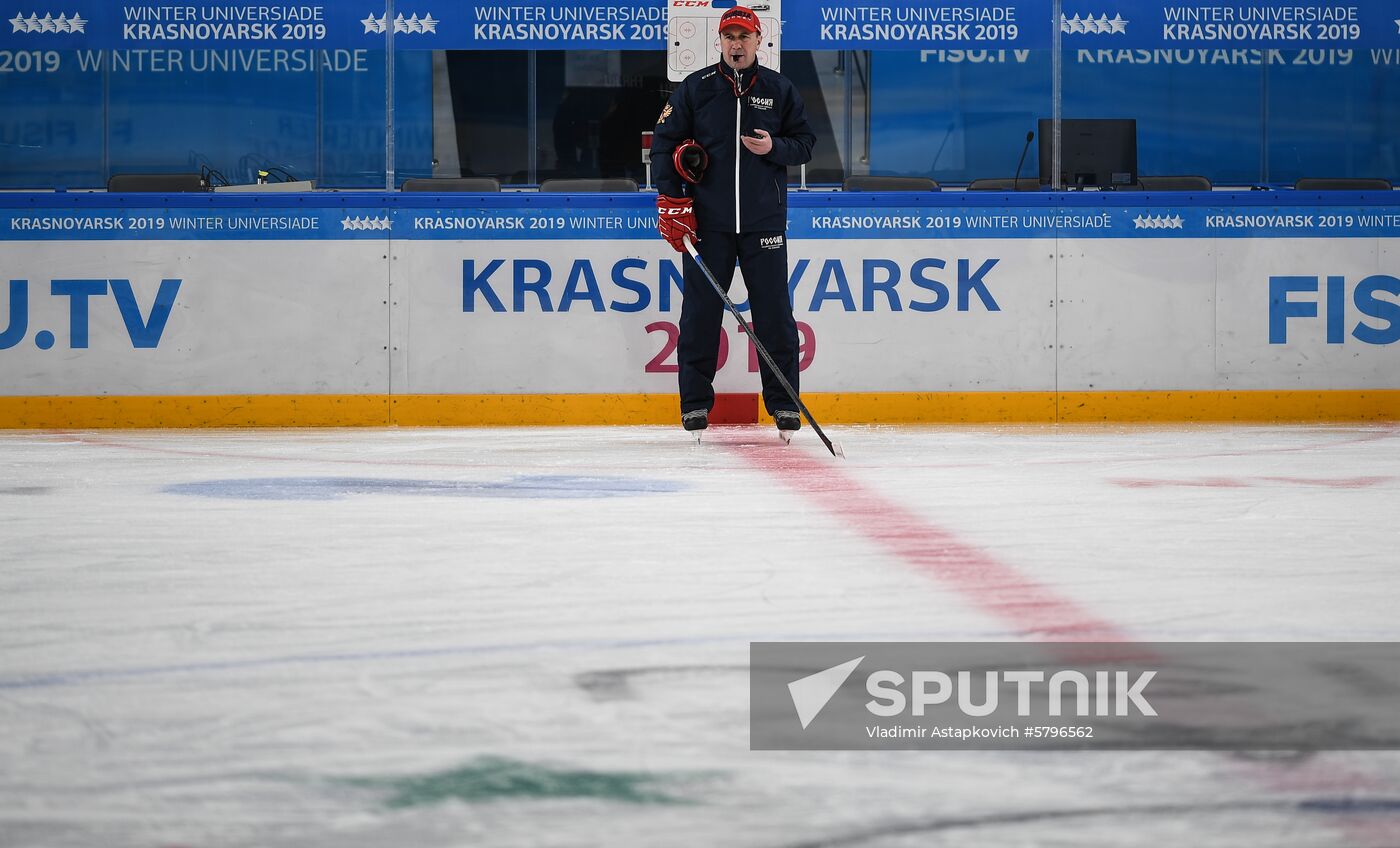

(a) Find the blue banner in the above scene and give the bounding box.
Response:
[1061,1,1400,49]
[6,1,1396,51]
[0,207,391,239]
[785,0,1054,51]
[445,0,665,50]
[0,0,665,50]
[0,1,433,50]
[789,204,1400,239]
[3,196,1400,241]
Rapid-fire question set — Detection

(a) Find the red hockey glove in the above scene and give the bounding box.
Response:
[656,194,698,253]
[673,139,709,185]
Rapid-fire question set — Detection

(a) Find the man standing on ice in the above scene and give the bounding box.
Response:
[651,5,816,437]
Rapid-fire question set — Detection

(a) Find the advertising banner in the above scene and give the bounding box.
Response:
[445,0,667,51]
[0,0,397,50]
[0,0,666,51]
[1,195,1396,401]
[7,1,1395,51]
[0,204,390,396]
[1060,1,1400,50]
[388,200,1052,393]
[399,236,1052,394]
[782,0,1054,51]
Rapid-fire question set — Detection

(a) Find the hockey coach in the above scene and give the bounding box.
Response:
[651,5,817,436]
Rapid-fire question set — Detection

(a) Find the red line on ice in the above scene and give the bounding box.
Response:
[732,435,1399,844]
[732,439,1129,642]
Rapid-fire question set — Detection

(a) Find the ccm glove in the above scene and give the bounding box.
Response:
[656,194,698,253]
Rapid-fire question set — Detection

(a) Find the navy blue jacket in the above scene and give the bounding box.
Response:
[652,61,815,234]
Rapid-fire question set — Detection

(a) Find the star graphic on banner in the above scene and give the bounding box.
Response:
[9,12,25,32]
[341,215,390,231]
[361,13,384,34]
[420,13,438,33]
[1133,214,1184,230]
[1062,12,1130,35]
[1395,18,1400,33]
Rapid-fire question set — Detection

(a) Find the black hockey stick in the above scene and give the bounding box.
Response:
[682,236,844,458]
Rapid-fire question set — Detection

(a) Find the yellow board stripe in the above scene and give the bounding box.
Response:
[1,390,1398,429]
[1057,390,1400,423]
[764,392,1060,424]
[0,395,391,428]
[390,393,678,426]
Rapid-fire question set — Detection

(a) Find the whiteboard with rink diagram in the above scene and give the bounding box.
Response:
[668,0,782,82]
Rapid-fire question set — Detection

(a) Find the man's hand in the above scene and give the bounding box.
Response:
[656,194,698,253]
[741,128,773,156]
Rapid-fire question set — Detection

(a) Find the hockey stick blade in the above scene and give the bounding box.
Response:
[682,236,844,458]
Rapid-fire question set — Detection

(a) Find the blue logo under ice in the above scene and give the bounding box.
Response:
[361,12,439,34]
[342,215,391,231]
[1134,214,1184,230]
[1061,13,1128,35]
[788,656,864,730]
[8,11,86,33]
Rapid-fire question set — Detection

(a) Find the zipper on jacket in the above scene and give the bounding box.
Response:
[734,90,742,232]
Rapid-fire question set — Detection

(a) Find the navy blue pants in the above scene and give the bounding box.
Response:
[678,229,800,417]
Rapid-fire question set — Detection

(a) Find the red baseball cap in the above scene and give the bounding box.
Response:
[717,6,761,34]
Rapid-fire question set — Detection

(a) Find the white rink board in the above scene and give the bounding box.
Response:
[1,197,1397,398]
[0,240,389,397]
[1057,238,1219,391]
[1214,237,1392,388]
[400,237,1054,394]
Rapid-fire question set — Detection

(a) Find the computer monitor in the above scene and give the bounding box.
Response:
[1037,118,1137,189]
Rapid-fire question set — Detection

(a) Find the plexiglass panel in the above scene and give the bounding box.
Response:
[0,2,393,189]
[1059,0,1399,188]
[3,2,1398,190]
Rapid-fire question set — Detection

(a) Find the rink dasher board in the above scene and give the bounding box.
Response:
[0,194,1397,425]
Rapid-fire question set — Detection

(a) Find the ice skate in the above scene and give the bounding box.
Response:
[682,409,709,443]
[774,410,800,445]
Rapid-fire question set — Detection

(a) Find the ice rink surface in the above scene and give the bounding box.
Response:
[2,422,1399,847]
